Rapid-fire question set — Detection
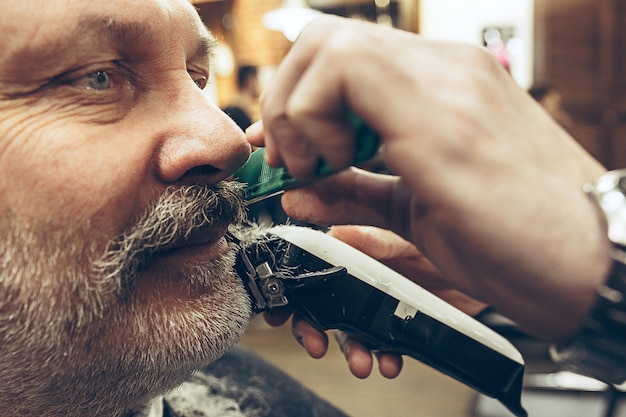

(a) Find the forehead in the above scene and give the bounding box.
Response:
[1,0,202,30]
[0,0,209,71]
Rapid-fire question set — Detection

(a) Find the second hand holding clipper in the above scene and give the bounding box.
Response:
[233,226,528,417]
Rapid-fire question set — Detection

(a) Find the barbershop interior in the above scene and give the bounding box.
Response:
[193,0,626,416]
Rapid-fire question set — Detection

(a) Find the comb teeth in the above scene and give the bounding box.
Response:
[233,148,294,204]
[259,162,272,182]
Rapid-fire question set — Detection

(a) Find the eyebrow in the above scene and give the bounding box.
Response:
[79,15,218,60]
[194,33,218,62]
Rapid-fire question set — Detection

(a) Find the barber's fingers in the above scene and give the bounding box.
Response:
[245,115,353,180]
[262,309,291,327]
[376,351,403,379]
[289,315,404,378]
[328,225,417,261]
[333,331,374,379]
[277,40,356,177]
[328,225,448,289]
[259,18,324,176]
[291,317,329,359]
[261,16,382,178]
[281,168,416,243]
[334,331,403,379]
[245,121,264,148]
[329,225,490,315]
[264,312,331,359]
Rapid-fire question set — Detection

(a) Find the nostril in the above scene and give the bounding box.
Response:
[180,164,221,184]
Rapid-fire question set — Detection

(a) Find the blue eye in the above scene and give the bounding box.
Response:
[85,71,113,90]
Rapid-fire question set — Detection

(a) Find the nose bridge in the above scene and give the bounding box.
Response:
[154,80,250,185]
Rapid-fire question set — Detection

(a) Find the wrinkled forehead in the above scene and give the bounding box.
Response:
[0,0,203,33]
[0,0,210,72]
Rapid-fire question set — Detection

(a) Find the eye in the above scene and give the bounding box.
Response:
[194,77,207,89]
[190,71,208,90]
[85,70,113,90]
[61,68,122,92]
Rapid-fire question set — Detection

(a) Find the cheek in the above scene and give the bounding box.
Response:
[0,112,150,233]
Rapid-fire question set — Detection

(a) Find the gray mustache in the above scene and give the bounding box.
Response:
[94,181,247,295]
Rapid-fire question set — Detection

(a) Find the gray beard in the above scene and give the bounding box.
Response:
[0,182,254,417]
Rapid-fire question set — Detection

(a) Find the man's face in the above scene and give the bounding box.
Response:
[0,0,252,415]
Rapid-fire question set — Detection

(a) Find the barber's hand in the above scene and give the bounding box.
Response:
[262,225,488,379]
[263,310,404,379]
[248,15,610,343]
[327,225,489,316]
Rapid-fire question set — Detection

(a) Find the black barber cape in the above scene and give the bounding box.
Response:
[129,346,350,417]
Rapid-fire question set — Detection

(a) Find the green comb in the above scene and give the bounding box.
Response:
[234,114,380,205]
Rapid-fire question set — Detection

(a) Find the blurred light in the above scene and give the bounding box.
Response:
[222,13,236,30]
[506,37,524,55]
[263,0,323,42]
[483,27,502,46]
[213,42,235,77]
[377,14,393,27]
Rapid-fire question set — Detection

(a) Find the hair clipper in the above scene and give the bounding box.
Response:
[232,225,527,417]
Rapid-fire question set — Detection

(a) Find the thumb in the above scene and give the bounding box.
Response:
[327,225,415,260]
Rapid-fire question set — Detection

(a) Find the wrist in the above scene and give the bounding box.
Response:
[550,169,626,384]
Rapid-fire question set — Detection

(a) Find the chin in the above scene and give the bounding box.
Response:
[2,262,252,417]
[102,264,254,405]
[128,284,254,416]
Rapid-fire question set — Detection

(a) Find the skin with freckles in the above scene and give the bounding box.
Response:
[0,1,254,416]
[248,16,615,379]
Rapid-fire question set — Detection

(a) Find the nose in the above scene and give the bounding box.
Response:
[154,85,251,186]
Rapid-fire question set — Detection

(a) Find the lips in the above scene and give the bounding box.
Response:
[163,225,229,255]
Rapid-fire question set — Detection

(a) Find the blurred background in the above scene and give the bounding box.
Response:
[192,0,626,415]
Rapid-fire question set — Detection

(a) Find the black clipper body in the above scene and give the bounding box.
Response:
[235,225,527,417]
